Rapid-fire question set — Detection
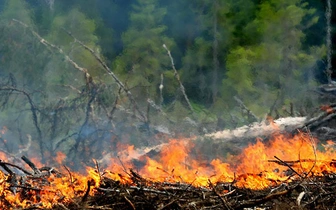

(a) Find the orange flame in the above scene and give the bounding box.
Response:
[0,131,336,208]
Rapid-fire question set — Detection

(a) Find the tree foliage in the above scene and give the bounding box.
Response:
[114,0,175,104]
[223,0,325,115]
[0,0,333,163]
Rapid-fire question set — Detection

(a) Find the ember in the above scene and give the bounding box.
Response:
[0,131,336,209]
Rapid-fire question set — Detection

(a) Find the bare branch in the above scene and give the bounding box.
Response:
[325,0,332,84]
[234,96,259,122]
[147,98,175,124]
[61,28,147,122]
[0,86,44,160]
[163,44,193,113]
[12,19,90,77]
[159,73,164,107]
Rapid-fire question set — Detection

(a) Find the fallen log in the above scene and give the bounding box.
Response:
[205,104,336,143]
[105,105,336,168]
[205,116,306,142]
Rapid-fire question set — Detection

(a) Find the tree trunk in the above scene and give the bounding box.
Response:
[212,0,219,104]
[326,0,332,83]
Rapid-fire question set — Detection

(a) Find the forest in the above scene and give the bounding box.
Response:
[0,0,335,165]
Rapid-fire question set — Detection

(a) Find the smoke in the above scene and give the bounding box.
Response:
[0,0,333,172]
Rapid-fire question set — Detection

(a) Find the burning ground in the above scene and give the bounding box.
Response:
[1,124,336,209]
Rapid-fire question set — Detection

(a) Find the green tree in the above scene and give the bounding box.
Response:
[114,0,175,104]
[47,8,102,76]
[0,0,47,89]
[0,0,52,159]
[181,0,256,106]
[52,0,116,60]
[223,0,325,115]
[43,8,106,100]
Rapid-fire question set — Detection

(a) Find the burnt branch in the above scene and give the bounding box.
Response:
[273,156,303,178]
[21,155,41,175]
[0,155,336,209]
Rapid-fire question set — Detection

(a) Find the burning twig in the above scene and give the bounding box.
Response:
[0,160,32,175]
[130,169,146,183]
[209,180,233,210]
[0,161,13,175]
[21,155,41,175]
[273,156,303,178]
[301,129,317,178]
[123,195,136,210]
[63,165,74,184]
[81,179,93,203]
[0,159,336,209]
[117,156,132,177]
[0,121,336,209]
[94,159,102,183]
[11,185,44,192]
[268,158,336,166]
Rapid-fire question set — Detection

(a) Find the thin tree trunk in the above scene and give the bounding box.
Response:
[326,0,332,83]
[212,0,219,104]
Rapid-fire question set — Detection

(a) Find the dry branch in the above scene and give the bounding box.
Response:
[0,86,44,160]
[12,19,91,79]
[61,27,147,122]
[21,155,41,175]
[163,44,193,113]
[234,96,258,122]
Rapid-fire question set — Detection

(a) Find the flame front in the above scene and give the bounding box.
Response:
[0,131,336,208]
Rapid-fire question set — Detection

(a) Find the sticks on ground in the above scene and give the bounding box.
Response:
[0,156,336,209]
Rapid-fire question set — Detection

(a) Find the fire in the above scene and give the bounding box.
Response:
[131,132,336,189]
[321,105,335,114]
[0,131,336,208]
